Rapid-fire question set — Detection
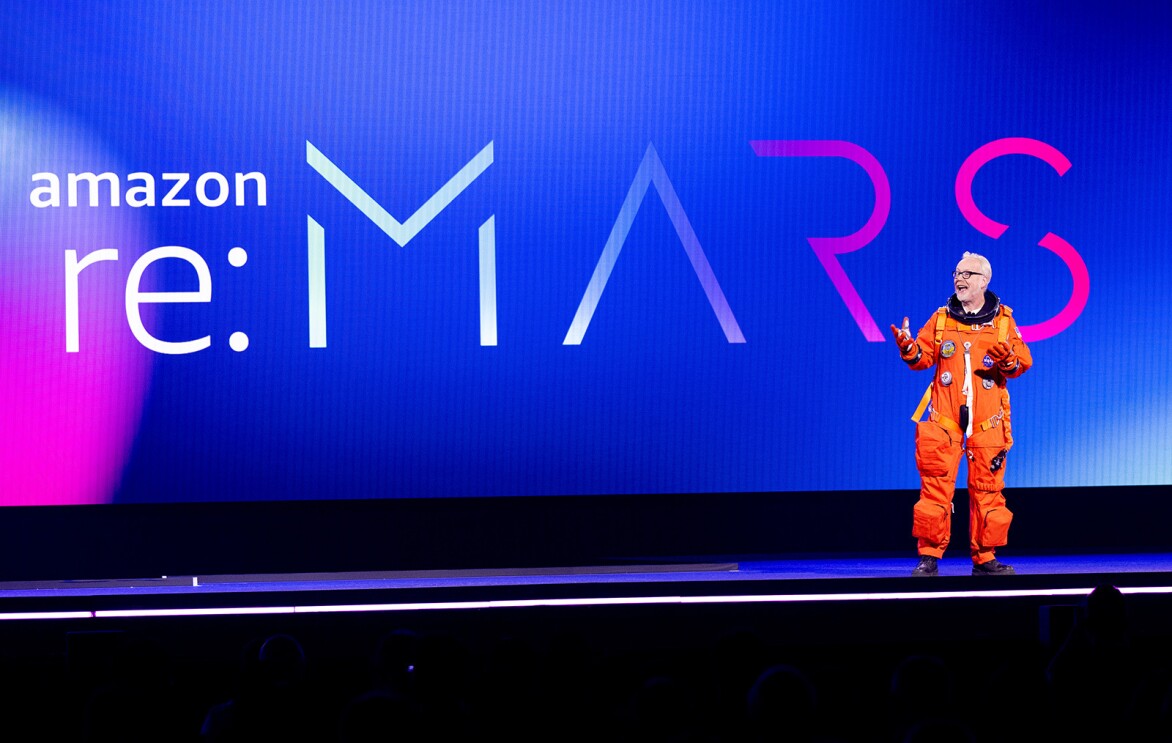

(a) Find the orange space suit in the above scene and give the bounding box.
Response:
[895,292,1032,567]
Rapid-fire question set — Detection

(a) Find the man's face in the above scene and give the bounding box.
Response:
[953,258,989,306]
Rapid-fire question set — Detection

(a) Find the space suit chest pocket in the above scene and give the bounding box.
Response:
[914,420,955,477]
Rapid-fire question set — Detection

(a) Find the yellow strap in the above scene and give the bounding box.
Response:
[911,309,948,423]
[911,384,932,422]
[997,304,1013,343]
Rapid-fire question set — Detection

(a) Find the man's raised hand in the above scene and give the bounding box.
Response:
[890,317,915,355]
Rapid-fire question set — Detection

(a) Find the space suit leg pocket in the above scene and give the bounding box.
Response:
[977,506,1013,548]
[914,421,955,477]
[912,500,949,543]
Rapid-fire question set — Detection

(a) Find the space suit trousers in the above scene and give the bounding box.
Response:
[911,419,1012,565]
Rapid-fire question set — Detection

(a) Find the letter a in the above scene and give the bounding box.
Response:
[563,144,744,345]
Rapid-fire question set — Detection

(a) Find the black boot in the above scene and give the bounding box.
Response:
[911,555,938,577]
[971,558,1015,575]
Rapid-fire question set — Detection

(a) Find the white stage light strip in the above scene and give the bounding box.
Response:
[0,611,93,621]
[681,587,1101,603]
[95,606,296,618]
[291,585,1169,616]
[295,595,682,614]
[1111,586,1172,596]
[3,584,1171,621]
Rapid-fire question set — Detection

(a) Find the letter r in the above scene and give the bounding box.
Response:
[751,140,890,342]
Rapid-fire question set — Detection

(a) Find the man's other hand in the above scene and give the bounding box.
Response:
[988,340,1017,370]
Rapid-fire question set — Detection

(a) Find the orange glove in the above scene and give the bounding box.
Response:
[890,317,916,358]
[987,340,1017,371]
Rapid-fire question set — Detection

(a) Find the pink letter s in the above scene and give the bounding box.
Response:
[955,138,1088,342]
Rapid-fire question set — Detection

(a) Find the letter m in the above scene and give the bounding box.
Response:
[305,140,496,347]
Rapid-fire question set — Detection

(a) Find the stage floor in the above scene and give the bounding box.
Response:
[5,550,1172,703]
[4,552,1172,621]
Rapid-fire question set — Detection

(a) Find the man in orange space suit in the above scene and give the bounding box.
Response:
[891,252,1032,576]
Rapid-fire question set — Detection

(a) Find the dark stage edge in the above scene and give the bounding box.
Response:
[5,553,1172,675]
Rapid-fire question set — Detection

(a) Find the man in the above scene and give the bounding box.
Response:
[891,252,1032,576]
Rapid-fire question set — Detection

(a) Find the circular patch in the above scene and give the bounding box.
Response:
[982,377,995,390]
[941,340,956,358]
[940,371,953,386]
[982,354,995,368]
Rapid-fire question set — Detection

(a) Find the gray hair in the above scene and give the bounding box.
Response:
[961,251,991,281]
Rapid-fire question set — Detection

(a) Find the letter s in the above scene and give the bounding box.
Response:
[955,138,1088,342]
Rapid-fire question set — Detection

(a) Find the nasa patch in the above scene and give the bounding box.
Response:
[941,341,956,358]
[982,354,994,368]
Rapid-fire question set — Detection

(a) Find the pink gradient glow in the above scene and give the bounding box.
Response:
[751,140,890,341]
[0,93,154,505]
[955,137,1088,342]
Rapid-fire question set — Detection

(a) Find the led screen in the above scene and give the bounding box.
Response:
[1,1,1168,504]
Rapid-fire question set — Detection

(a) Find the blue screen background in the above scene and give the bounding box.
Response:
[1,1,1168,502]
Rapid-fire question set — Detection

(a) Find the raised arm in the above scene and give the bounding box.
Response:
[891,315,935,371]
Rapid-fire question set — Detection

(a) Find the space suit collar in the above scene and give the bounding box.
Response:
[947,290,1000,325]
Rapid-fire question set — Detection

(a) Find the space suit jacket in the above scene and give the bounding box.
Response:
[902,290,1032,445]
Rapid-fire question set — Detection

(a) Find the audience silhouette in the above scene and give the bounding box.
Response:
[200,632,326,742]
[6,581,1172,742]
[1045,583,1142,740]
[745,663,819,742]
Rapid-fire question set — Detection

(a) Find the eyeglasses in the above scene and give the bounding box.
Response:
[952,270,985,280]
